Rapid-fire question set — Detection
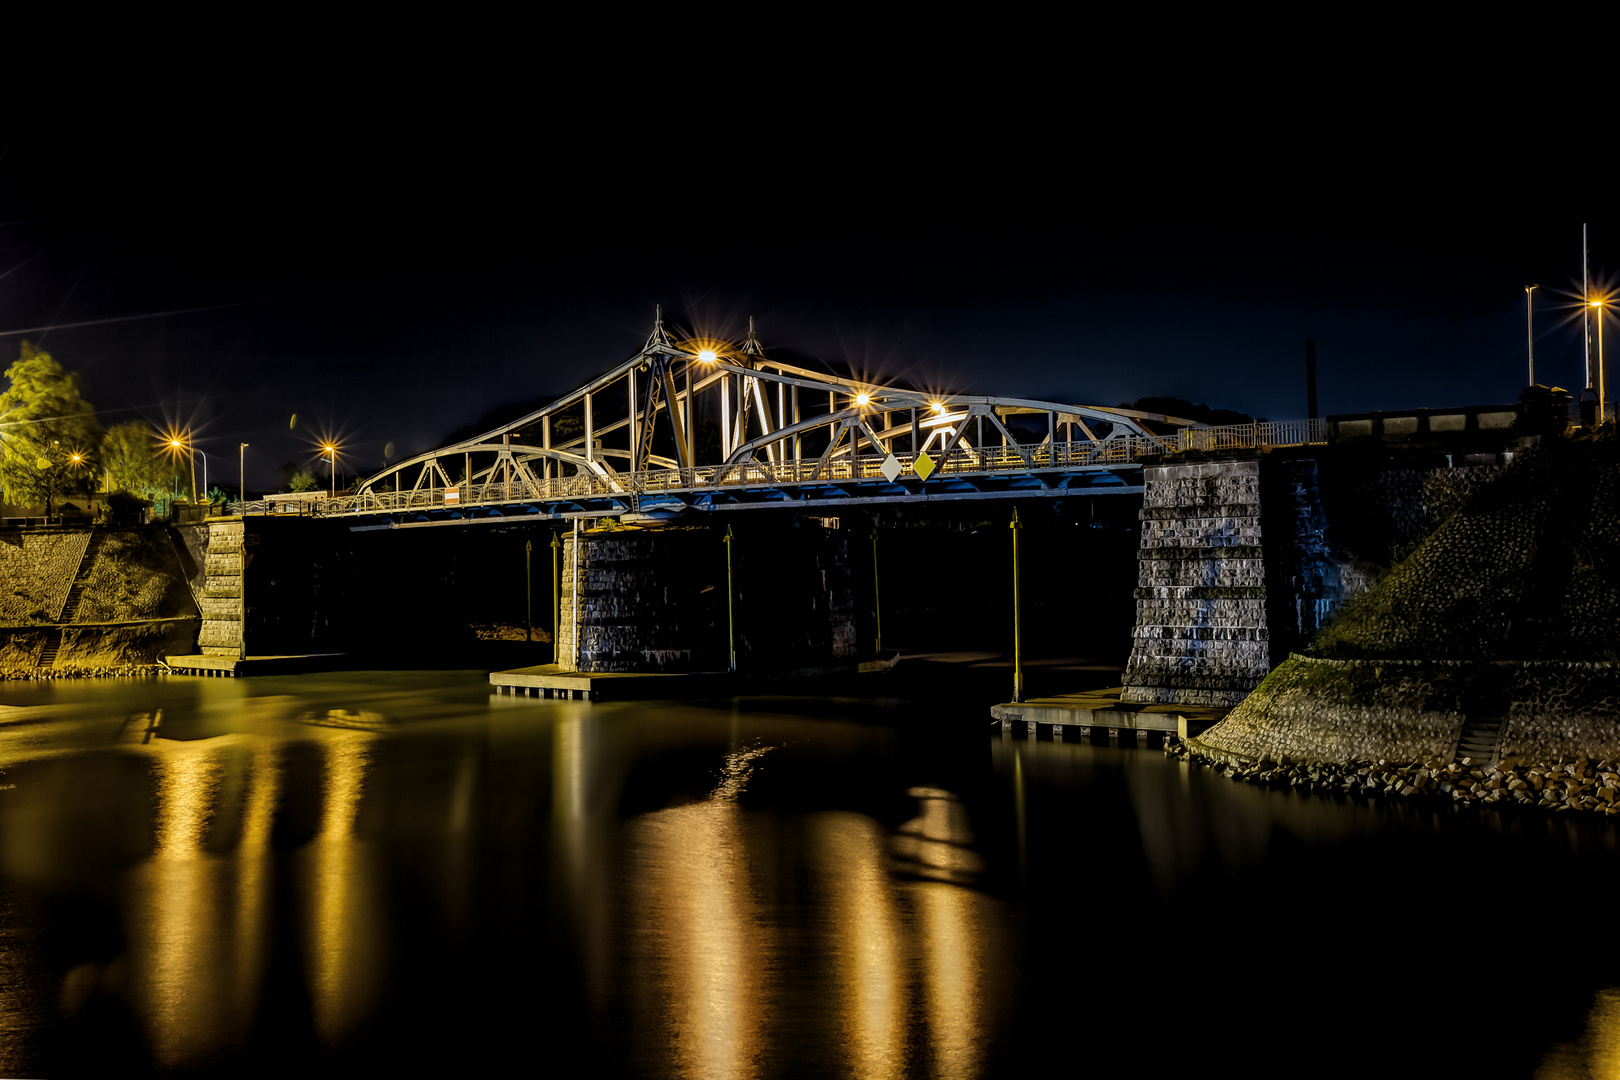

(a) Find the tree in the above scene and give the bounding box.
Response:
[101,421,171,502]
[0,341,104,515]
[289,469,318,492]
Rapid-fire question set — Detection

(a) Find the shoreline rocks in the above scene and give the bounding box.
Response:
[1166,737,1620,816]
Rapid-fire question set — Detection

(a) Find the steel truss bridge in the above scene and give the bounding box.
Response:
[310,313,1328,526]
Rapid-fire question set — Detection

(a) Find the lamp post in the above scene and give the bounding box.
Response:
[1594,299,1608,422]
[321,444,338,498]
[169,434,196,506]
[1525,284,1539,386]
[239,442,249,510]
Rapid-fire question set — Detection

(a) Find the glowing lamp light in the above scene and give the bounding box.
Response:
[855,394,870,407]
[931,402,944,413]
[698,349,717,363]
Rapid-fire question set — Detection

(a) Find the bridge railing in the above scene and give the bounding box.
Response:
[310,419,1329,517]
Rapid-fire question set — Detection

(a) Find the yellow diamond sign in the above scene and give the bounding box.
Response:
[914,452,936,480]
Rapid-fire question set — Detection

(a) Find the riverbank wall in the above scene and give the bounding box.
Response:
[0,526,200,678]
[1183,431,1620,793]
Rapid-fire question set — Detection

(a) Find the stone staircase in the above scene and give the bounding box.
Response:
[36,627,64,670]
[1454,714,1505,764]
[36,529,105,671]
[57,528,106,624]
[196,521,245,656]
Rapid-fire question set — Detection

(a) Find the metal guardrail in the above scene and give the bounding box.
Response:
[307,419,1329,518]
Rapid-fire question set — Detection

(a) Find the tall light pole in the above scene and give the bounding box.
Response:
[239,442,249,509]
[1585,225,1595,394]
[169,435,196,505]
[322,444,337,498]
[1525,284,1539,386]
[1594,298,1608,422]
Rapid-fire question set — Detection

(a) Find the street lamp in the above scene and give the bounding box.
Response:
[239,442,249,510]
[1593,298,1608,422]
[321,443,338,498]
[168,434,197,506]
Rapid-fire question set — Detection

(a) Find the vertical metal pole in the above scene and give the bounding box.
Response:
[721,376,731,457]
[551,531,561,664]
[723,524,737,674]
[911,408,919,454]
[1601,306,1608,421]
[685,361,694,470]
[628,366,639,474]
[585,394,594,464]
[1586,224,1594,392]
[543,416,552,482]
[872,525,882,654]
[1010,506,1023,703]
[239,443,247,507]
[792,386,801,477]
[525,539,533,643]
[571,519,581,669]
[1525,285,1539,387]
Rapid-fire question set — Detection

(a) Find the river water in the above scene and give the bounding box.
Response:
[1,666,1619,1078]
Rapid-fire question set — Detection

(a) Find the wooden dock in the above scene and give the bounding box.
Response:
[991,686,1229,741]
[489,664,718,701]
[163,653,347,677]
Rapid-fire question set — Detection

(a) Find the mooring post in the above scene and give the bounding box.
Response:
[723,524,737,674]
[871,524,882,654]
[1010,506,1023,703]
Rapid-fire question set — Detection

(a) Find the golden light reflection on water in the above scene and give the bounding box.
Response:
[304,734,381,1046]
[631,762,1002,1080]
[553,714,610,1010]
[1537,988,1620,1078]
[632,748,768,1080]
[130,738,233,1069]
[811,812,907,1080]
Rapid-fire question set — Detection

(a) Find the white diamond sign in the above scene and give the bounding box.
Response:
[913,452,936,480]
[880,454,903,482]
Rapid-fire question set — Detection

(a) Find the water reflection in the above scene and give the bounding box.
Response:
[813,813,907,1080]
[303,734,381,1046]
[1538,988,1620,1078]
[129,737,234,1068]
[630,746,770,1080]
[2,677,1023,1077]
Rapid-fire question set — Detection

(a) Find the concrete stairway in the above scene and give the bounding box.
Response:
[36,628,64,670]
[196,521,245,656]
[1454,714,1505,764]
[57,528,106,623]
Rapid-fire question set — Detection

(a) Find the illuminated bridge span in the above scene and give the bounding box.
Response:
[315,313,1328,524]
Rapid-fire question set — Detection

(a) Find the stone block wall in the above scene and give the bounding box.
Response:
[1122,460,1270,707]
[196,521,244,655]
[557,522,857,674]
[0,529,90,623]
[559,529,725,673]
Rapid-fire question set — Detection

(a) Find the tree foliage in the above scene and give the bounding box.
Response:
[0,341,104,510]
[289,469,318,492]
[101,421,172,501]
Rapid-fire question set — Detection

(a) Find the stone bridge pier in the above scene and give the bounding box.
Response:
[1121,450,1510,708]
[556,520,857,674]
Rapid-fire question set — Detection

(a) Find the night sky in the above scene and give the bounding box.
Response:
[1,129,1606,492]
